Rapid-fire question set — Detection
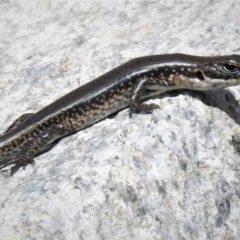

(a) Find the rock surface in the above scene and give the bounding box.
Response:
[1,0,240,239]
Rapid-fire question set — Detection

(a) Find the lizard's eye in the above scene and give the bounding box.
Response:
[223,64,239,72]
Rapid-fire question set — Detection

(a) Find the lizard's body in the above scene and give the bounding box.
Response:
[1,53,240,175]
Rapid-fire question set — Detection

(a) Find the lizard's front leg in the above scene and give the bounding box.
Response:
[129,77,160,117]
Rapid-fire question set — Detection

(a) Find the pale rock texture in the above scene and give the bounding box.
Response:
[0,0,240,239]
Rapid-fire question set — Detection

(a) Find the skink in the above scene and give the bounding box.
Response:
[1,53,240,175]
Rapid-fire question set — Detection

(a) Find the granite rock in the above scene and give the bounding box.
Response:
[0,0,240,239]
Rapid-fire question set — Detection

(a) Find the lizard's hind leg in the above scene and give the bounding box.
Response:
[0,124,64,176]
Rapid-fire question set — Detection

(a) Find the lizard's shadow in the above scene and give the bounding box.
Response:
[157,88,240,125]
[201,89,240,125]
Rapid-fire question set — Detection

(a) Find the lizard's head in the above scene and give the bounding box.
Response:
[198,55,240,88]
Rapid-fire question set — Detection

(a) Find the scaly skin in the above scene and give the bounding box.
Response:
[1,53,240,175]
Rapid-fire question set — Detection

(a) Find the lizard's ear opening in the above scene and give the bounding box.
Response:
[197,70,205,81]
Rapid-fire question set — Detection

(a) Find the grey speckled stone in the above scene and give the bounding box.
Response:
[1,0,240,239]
